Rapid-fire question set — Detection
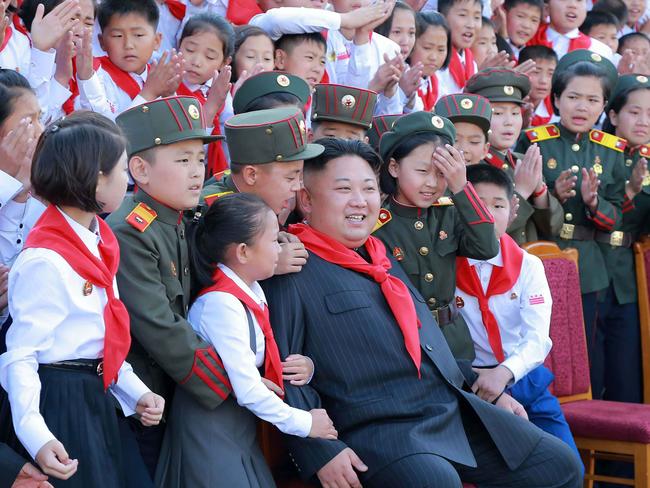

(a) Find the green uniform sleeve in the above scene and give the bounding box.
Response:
[531,191,565,239]
[588,154,625,232]
[452,183,499,259]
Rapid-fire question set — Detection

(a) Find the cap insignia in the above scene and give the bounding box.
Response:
[591,53,602,62]
[299,119,306,137]
[276,74,290,87]
[188,104,200,120]
[341,94,356,108]
[431,116,444,129]
[637,75,649,83]
[504,86,514,95]
[460,98,473,109]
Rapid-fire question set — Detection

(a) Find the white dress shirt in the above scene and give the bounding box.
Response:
[154,2,183,61]
[0,25,30,74]
[455,248,553,384]
[0,208,150,459]
[436,50,477,98]
[546,26,613,61]
[188,264,312,438]
[78,65,149,121]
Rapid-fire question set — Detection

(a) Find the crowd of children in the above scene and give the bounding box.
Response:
[0,0,649,485]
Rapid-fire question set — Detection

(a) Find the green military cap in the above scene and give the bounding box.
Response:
[117,96,224,157]
[226,107,324,164]
[367,114,401,151]
[552,49,618,90]
[464,68,530,104]
[379,111,456,162]
[312,83,378,129]
[233,71,310,115]
[434,94,492,135]
[605,73,650,113]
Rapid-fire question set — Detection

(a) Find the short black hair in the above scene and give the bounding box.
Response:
[414,11,452,69]
[189,193,271,293]
[602,84,650,133]
[438,0,483,17]
[179,12,235,60]
[504,0,543,14]
[518,45,558,64]
[466,163,514,199]
[275,32,326,55]
[237,92,303,114]
[98,0,159,31]
[303,138,382,182]
[375,1,416,39]
[379,132,451,195]
[618,32,650,54]
[592,0,628,26]
[232,25,273,82]
[0,70,34,129]
[551,62,612,115]
[31,111,126,213]
[580,10,620,36]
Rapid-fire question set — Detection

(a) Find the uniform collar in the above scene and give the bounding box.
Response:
[387,196,428,219]
[558,123,585,141]
[134,189,184,225]
[468,247,503,268]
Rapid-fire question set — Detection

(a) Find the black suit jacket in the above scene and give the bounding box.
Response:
[0,443,25,488]
[262,249,543,480]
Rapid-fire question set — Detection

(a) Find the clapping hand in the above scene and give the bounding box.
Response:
[513,144,543,200]
[580,167,599,213]
[140,50,185,101]
[626,158,648,200]
[553,169,577,204]
[203,66,232,125]
[31,0,80,52]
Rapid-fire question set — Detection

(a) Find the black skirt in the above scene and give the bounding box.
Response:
[3,365,152,488]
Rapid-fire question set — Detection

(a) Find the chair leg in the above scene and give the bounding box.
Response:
[582,449,595,488]
[634,444,650,488]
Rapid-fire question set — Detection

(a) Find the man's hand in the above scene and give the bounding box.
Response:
[432,144,467,194]
[553,169,577,204]
[30,0,80,52]
[626,158,648,200]
[140,50,185,101]
[275,242,309,275]
[12,462,53,488]
[494,392,528,420]
[580,167,599,213]
[513,144,542,200]
[317,448,368,488]
[472,365,513,403]
[35,440,78,480]
[136,392,165,426]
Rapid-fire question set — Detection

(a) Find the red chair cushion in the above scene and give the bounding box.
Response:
[562,399,650,443]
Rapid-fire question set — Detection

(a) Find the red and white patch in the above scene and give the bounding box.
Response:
[529,294,545,305]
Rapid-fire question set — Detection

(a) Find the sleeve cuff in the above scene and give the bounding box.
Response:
[19,413,56,460]
[0,171,23,207]
[27,48,56,86]
[294,408,313,438]
[110,363,151,416]
[78,71,104,102]
[501,356,526,384]
[49,80,73,106]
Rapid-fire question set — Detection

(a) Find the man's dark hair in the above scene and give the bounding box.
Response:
[504,0,543,13]
[551,62,612,115]
[98,0,159,31]
[304,138,382,180]
[466,164,514,199]
[414,11,452,69]
[618,32,650,54]
[237,92,303,114]
[438,0,483,16]
[518,45,558,64]
[580,10,621,35]
[275,32,327,55]
[31,111,126,213]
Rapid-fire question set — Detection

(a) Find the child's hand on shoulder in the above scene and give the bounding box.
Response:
[471,365,513,403]
[282,354,314,386]
[276,236,308,275]
[35,439,78,481]
[136,392,165,426]
[141,50,185,101]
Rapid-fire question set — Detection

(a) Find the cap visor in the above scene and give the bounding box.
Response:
[166,131,226,147]
[283,143,325,162]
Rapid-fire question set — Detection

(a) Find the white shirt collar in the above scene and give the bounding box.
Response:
[218,263,267,307]
[468,247,503,268]
[130,65,149,84]
[548,25,580,40]
[57,207,101,250]
[183,77,213,96]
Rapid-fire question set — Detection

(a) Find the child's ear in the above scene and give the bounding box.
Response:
[153,32,162,52]
[297,187,312,218]
[363,135,369,144]
[129,156,149,186]
[235,242,249,264]
[274,48,287,70]
[608,109,618,127]
[387,158,400,178]
[241,165,258,186]
[482,141,491,160]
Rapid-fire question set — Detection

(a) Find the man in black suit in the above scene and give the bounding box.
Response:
[262,137,582,488]
[1,444,52,488]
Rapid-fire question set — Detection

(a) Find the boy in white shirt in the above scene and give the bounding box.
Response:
[455,164,582,472]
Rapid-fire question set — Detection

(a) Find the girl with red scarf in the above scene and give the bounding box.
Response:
[0,112,164,487]
[156,193,337,488]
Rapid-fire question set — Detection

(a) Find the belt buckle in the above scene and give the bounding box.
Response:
[96,361,104,376]
[610,231,624,247]
[560,223,575,240]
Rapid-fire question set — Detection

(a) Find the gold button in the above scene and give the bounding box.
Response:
[424,273,434,282]
[276,155,283,161]
[266,128,273,135]
[414,221,424,230]
[419,246,429,256]
[565,213,573,221]
[141,105,149,113]
[154,137,162,145]
[427,297,437,306]
[626,159,633,167]
[571,144,580,152]
[571,165,579,173]
[502,163,509,170]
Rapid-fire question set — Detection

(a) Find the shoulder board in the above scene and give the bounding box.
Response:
[126,202,157,232]
[214,169,231,181]
[589,130,627,153]
[204,191,234,207]
[372,209,392,233]
[525,125,559,143]
[432,196,454,206]
[639,144,650,158]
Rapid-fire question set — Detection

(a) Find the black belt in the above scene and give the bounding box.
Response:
[432,304,457,327]
[41,358,104,376]
[595,230,633,248]
[559,223,595,241]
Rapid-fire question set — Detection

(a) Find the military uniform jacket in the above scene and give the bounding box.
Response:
[107,191,231,410]
[516,124,626,294]
[601,145,650,304]
[372,185,499,360]
[201,170,237,206]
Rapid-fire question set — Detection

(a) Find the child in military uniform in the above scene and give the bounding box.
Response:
[373,111,499,360]
[107,96,232,475]
[464,67,564,246]
[367,114,402,152]
[310,83,378,142]
[232,71,310,115]
[516,50,627,399]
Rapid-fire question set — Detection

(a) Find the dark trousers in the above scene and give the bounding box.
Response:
[126,416,166,479]
[365,407,582,488]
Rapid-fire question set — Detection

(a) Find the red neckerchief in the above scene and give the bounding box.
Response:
[418,76,439,111]
[12,16,29,38]
[198,267,284,393]
[530,96,553,127]
[64,57,101,115]
[164,0,186,20]
[176,82,228,176]
[456,234,524,363]
[226,0,263,25]
[0,24,12,52]
[527,23,592,51]
[448,48,476,90]
[289,223,422,376]
[98,56,143,100]
[24,206,131,390]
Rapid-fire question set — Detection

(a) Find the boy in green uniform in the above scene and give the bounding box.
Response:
[232,71,311,115]
[373,112,499,360]
[107,96,231,474]
[310,83,378,142]
[515,50,626,399]
[464,67,564,245]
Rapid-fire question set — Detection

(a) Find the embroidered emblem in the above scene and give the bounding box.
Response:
[188,104,200,120]
[547,158,557,169]
[589,130,627,152]
[431,116,444,129]
[276,74,290,87]
[414,220,424,230]
[593,159,603,175]
[504,86,514,95]
[83,281,93,296]
[637,75,649,84]
[393,247,404,261]
[455,296,464,309]
[341,94,356,108]
[171,261,177,277]
[437,231,447,241]
[529,294,545,305]
[460,98,473,109]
